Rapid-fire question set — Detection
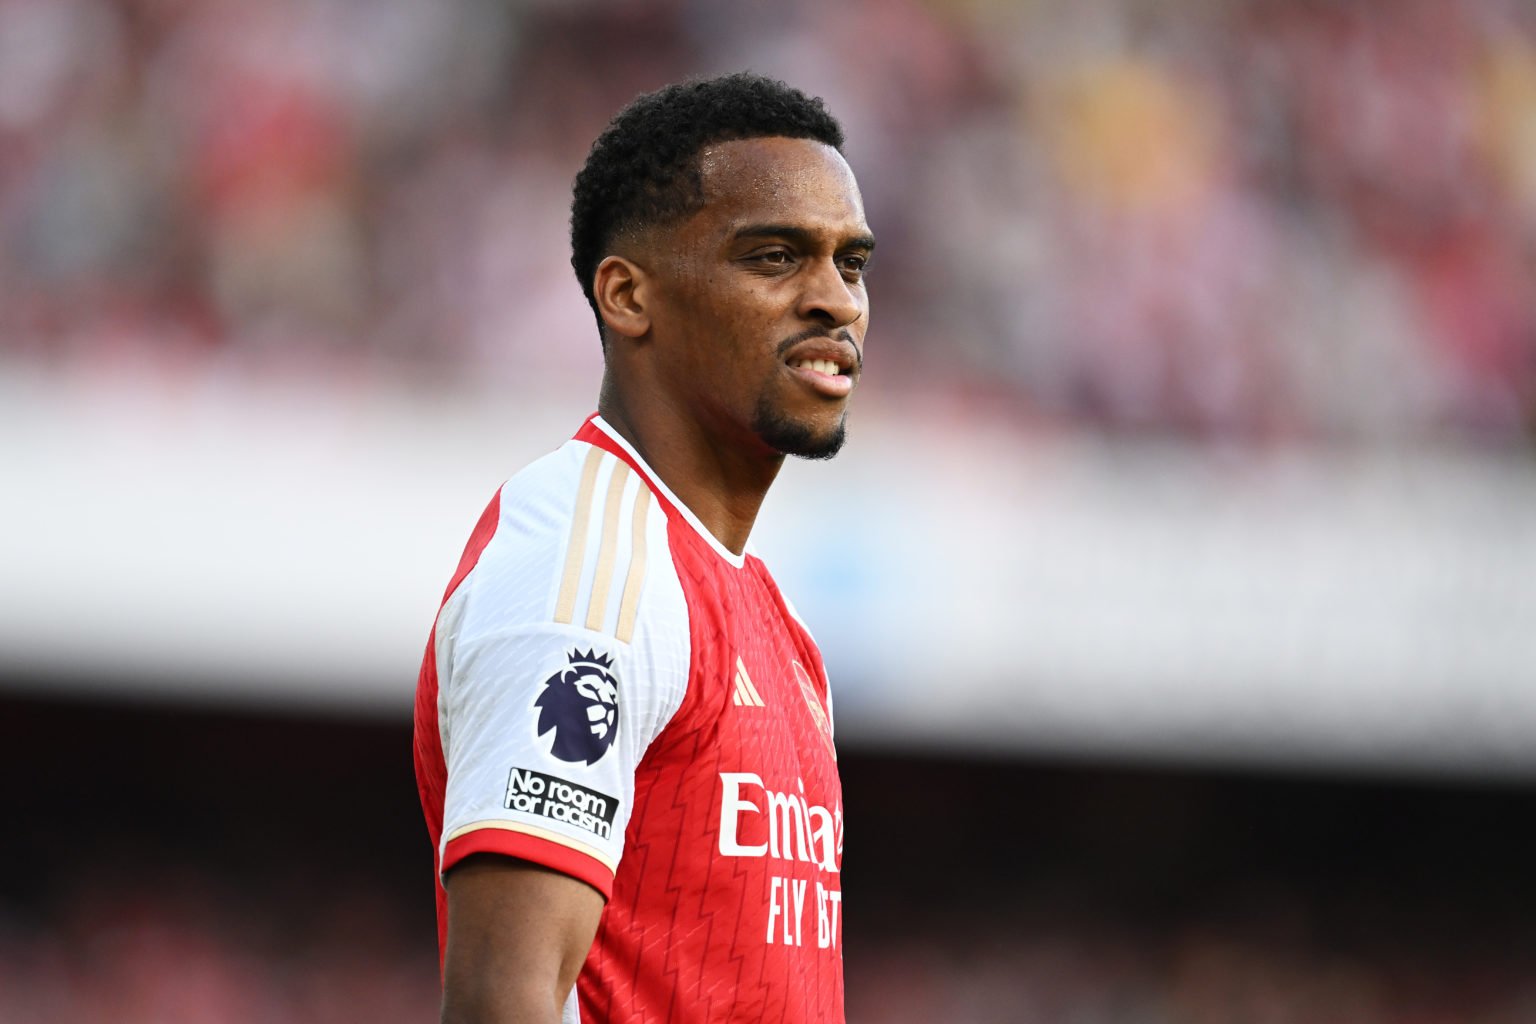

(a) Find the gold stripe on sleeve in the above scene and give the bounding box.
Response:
[444,819,618,872]
[614,487,650,643]
[585,461,632,632]
[554,447,604,625]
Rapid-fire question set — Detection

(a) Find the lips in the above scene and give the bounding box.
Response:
[783,341,858,401]
[792,357,842,376]
[782,334,859,377]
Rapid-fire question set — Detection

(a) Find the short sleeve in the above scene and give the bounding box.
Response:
[428,441,690,898]
[439,622,683,897]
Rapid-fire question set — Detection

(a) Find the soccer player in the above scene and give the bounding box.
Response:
[414,73,873,1024]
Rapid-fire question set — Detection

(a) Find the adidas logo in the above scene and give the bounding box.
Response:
[732,657,765,707]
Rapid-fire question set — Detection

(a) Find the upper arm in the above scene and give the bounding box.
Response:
[434,447,688,893]
[427,445,690,1017]
[441,855,604,1024]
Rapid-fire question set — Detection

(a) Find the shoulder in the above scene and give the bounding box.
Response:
[444,439,688,654]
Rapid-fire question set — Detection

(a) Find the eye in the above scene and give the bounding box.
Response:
[838,253,871,278]
[748,249,794,267]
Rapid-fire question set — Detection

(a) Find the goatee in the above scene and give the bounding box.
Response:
[751,397,847,461]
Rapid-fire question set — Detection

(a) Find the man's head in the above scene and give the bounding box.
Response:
[571,74,872,461]
[571,74,846,326]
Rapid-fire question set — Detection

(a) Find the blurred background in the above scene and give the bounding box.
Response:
[3,0,1536,1020]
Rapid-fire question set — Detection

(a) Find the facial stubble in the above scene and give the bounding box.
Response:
[751,392,848,461]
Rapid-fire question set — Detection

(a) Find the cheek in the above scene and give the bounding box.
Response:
[723,280,788,330]
[658,271,787,370]
[703,284,779,344]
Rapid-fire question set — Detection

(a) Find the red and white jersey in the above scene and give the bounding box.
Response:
[415,414,844,1024]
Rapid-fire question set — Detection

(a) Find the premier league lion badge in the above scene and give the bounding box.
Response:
[535,648,620,765]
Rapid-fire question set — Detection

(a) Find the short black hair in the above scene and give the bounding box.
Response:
[570,72,845,334]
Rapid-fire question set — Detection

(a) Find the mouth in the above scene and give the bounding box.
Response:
[790,356,849,377]
[786,353,856,399]
[781,332,861,400]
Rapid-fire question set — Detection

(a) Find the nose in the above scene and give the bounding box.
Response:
[797,258,864,331]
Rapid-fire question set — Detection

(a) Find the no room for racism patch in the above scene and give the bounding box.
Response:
[504,766,618,841]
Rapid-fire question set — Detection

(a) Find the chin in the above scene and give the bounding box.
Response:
[752,402,847,461]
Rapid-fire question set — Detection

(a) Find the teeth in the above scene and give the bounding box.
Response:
[794,358,840,375]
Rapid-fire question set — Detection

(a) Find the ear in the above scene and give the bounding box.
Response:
[593,256,650,340]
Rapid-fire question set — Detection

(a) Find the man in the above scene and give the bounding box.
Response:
[414,72,873,1024]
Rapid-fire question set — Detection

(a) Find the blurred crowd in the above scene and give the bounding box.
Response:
[3,0,1536,448]
[7,694,1535,1024]
[0,866,440,1023]
[3,870,1533,1024]
[849,916,1536,1024]
[2,0,1534,446]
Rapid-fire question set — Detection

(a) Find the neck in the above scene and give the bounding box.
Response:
[598,380,783,557]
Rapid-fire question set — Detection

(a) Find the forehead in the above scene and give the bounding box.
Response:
[693,136,867,236]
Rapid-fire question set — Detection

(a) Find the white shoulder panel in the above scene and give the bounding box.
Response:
[434,440,689,877]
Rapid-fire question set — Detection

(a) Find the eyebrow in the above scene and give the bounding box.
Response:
[731,223,876,252]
